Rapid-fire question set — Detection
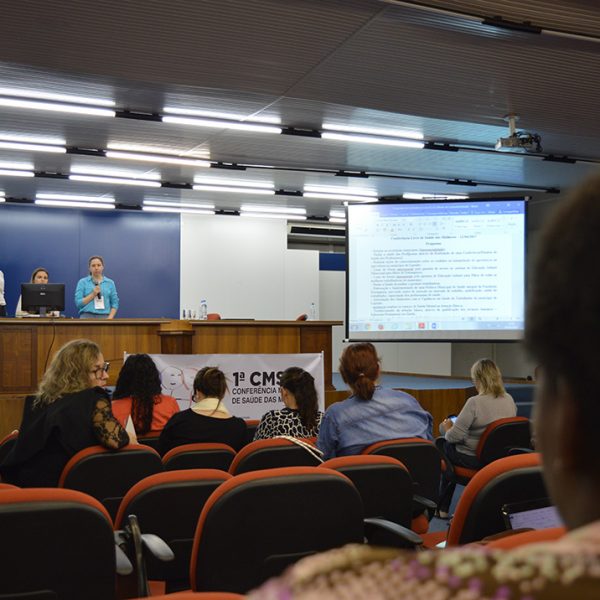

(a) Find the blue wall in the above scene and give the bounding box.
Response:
[0,205,180,318]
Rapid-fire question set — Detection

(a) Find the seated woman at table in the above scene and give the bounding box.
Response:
[111,353,179,436]
[159,366,246,455]
[15,267,60,317]
[254,367,323,441]
[437,357,517,516]
[317,342,433,460]
[0,339,129,486]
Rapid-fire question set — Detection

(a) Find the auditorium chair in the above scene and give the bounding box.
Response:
[58,444,164,520]
[162,442,236,472]
[136,431,162,452]
[436,416,533,489]
[244,418,260,443]
[114,468,231,594]
[206,313,221,320]
[0,487,132,600]
[423,453,548,548]
[320,455,424,547]
[361,437,443,509]
[0,430,18,465]
[189,466,365,593]
[228,437,322,475]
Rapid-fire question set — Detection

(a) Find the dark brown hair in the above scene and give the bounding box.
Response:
[280,367,319,429]
[339,342,380,401]
[30,267,49,283]
[113,354,162,435]
[194,367,227,400]
[525,173,600,452]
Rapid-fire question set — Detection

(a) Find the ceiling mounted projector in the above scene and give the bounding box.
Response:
[495,114,542,153]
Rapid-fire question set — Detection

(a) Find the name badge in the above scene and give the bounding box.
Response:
[94,295,106,310]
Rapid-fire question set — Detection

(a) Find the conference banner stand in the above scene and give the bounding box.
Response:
[138,353,325,420]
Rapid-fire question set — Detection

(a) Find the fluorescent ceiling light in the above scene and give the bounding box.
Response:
[70,165,161,179]
[162,115,281,134]
[144,200,215,210]
[329,210,346,218]
[69,175,161,188]
[0,191,5,203]
[304,192,376,202]
[0,87,115,106]
[35,199,115,210]
[0,161,34,170]
[107,142,210,158]
[322,123,424,140]
[0,168,34,177]
[36,193,115,203]
[193,177,273,189]
[163,106,281,124]
[241,205,306,215]
[304,185,376,197]
[0,140,66,153]
[321,131,424,149]
[0,97,115,117]
[193,185,274,195]
[106,150,210,167]
[0,134,66,146]
[143,205,215,215]
[329,217,347,224]
[402,193,469,200]
[241,211,307,221]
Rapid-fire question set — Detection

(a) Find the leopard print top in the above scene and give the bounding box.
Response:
[254,407,323,441]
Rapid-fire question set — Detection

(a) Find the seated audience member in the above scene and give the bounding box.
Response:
[159,366,246,455]
[437,358,516,516]
[111,353,179,436]
[15,267,60,317]
[0,339,128,486]
[254,367,323,440]
[249,173,600,598]
[317,342,432,460]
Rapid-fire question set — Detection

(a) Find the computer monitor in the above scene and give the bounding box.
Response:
[21,283,65,316]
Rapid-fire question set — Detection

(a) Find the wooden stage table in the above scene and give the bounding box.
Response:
[0,318,342,437]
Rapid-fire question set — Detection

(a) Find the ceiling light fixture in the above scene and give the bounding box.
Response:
[0,134,66,145]
[107,142,210,158]
[194,177,273,188]
[304,191,376,202]
[0,168,34,177]
[69,174,161,188]
[193,184,275,195]
[329,217,347,224]
[322,123,424,140]
[240,211,307,221]
[304,185,377,197]
[329,210,346,219]
[105,150,211,167]
[35,199,115,210]
[402,193,470,200]
[0,97,115,117]
[0,140,66,153]
[240,205,306,215]
[36,193,115,203]
[0,87,115,106]
[163,106,281,124]
[144,199,215,210]
[162,115,282,134]
[321,131,425,149]
[142,205,215,215]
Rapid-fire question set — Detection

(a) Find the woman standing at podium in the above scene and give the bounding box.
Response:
[75,255,119,319]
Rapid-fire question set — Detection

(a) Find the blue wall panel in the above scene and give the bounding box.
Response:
[0,205,180,318]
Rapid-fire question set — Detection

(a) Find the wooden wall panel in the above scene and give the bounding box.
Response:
[0,325,36,391]
[0,394,26,438]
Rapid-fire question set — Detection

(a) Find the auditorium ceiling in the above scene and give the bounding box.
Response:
[0,0,598,224]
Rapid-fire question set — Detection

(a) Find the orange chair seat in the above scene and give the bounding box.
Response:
[453,465,478,479]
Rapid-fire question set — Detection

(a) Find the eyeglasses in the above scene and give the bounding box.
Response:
[90,362,110,376]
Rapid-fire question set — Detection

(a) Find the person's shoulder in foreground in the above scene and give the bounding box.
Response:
[249,524,600,599]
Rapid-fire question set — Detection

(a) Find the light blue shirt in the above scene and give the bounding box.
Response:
[317,386,433,460]
[75,275,119,315]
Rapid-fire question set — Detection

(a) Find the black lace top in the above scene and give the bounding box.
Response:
[0,387,128,486]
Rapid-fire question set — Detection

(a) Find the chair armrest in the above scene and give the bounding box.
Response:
[364,517,423,549]
[114,532,134,576]
[413,494,437,520]
[141,533,175,562]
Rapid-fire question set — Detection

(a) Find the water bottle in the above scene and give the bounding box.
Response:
[309,302,317,321]
[200,299,208,321]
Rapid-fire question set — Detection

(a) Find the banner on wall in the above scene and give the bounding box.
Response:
[141,353,325,420]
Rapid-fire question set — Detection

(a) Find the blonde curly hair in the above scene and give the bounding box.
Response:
[35,339,101,407]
